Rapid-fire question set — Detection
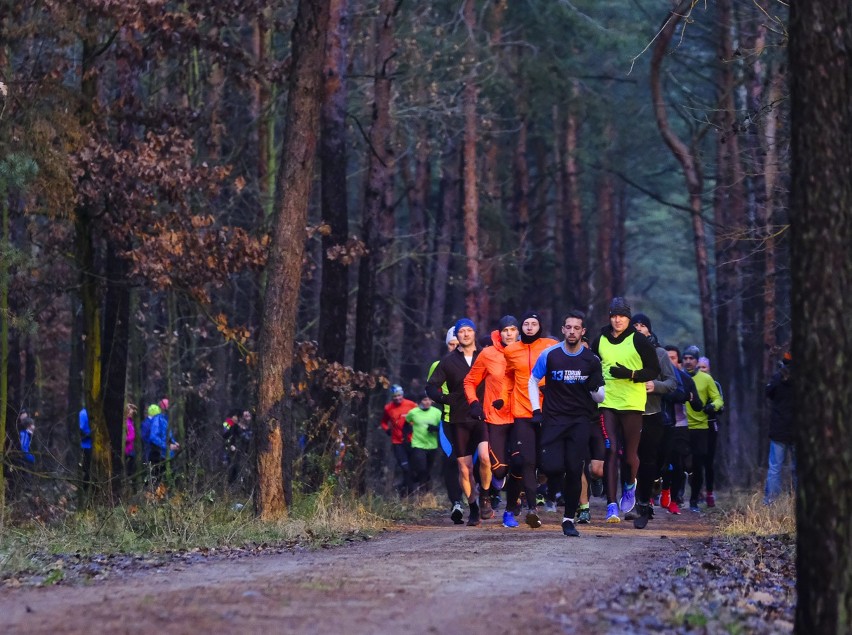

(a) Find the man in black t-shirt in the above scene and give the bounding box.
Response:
[528,311,604,537]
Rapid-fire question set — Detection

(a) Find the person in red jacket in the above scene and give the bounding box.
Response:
[379,385,417,495]
[500,310,558,528]
[463,315,519,520]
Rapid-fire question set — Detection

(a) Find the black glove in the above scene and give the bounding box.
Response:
[609,363,633,380]
[703,402,716,415]
[530,409,543,424]
[491,399,504,411]
[469,400,485,421]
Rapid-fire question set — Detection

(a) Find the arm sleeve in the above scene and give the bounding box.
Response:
[379,406,392,432]
[528,375,542,412]
[464,357,487,405]
[501,355,515,405]
[632,334,661,382]
[684,375,704,411]
[651,351,677,395]
[426,361,448,405]
[588,357,605,402]
[665,371,688,405]
[708,376,724,410]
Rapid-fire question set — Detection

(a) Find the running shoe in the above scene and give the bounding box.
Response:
[502,510,519,528]
[590,478,605,498]
[668,501,681,515]
[689,502,700,513]
[633,503,653,529]
[605,502,621,523]
[535,494,546,507]
[660,488,671,509]
[562,519,580,537]
[451,501,464,525]
[479,494,494,520]
[706,491,716,508]
[525,510,542,528]
[544,501,558,513]
[576,507,591,524]
[620,480,637,514]
[467,501,481,526]
[491,493,502,511]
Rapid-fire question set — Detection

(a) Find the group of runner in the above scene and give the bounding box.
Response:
[411,297,724,537]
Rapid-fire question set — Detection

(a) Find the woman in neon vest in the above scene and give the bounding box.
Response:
[591,297,660,524]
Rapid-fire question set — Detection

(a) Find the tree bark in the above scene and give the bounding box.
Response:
[429,142,459,339]
[461,0,481,326]
[564,83,589,313]
[650,0,714,354]
[256,0,330,521]
[318,0,350,364]
[789,2,852,632]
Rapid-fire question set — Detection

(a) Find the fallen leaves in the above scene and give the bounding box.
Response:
[553,533,797,634]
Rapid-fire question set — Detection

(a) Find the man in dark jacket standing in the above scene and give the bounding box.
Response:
[764,352,795,504]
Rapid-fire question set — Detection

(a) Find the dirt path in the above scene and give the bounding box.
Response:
[0,502,712,634]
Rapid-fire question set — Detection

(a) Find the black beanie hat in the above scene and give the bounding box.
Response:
[497,315,519,330]
[519,311,543,343]
[608,297,632,318]
[631,312,652,332]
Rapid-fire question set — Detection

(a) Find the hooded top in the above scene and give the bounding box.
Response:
[463,330,514,424]
[501,334,559,418]
[591,324,661,411]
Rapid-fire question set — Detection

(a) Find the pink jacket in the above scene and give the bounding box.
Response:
[125,418,136,456]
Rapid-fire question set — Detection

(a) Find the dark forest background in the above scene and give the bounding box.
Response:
[0,0,790,508]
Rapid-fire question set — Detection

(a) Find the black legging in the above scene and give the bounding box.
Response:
[601,408,643,504]
[410,447,437,491]
[636,412,665,505]
[441,422,463,505]
[487,423,511,481]
[506,418,539,511]
[688,428,709,505]
[539,419,586,517]
[392,443,413,495]
[661,427,690,501]
[706,422,718,491]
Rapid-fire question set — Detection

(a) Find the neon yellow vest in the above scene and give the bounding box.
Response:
[598,333,646,411]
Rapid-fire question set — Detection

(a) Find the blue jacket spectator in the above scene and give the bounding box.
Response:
[148,408,176,459]
[141,404,159,463]
[79,408,92,449]
[20,420,35,464]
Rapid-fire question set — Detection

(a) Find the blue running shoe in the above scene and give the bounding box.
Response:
[502,510,519,528]
[620,480,637,514]
[605,502,621,523]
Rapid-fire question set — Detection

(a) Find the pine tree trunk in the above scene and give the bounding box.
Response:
[564,85,589,313]
[789,2,852,631]
[256,0,330,521]
[318,0,350,364]
[651,0,714,353]
[461,0,480,326]
[429,143,458,337]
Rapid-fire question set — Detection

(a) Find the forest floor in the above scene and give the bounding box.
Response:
[0,497,796,634]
